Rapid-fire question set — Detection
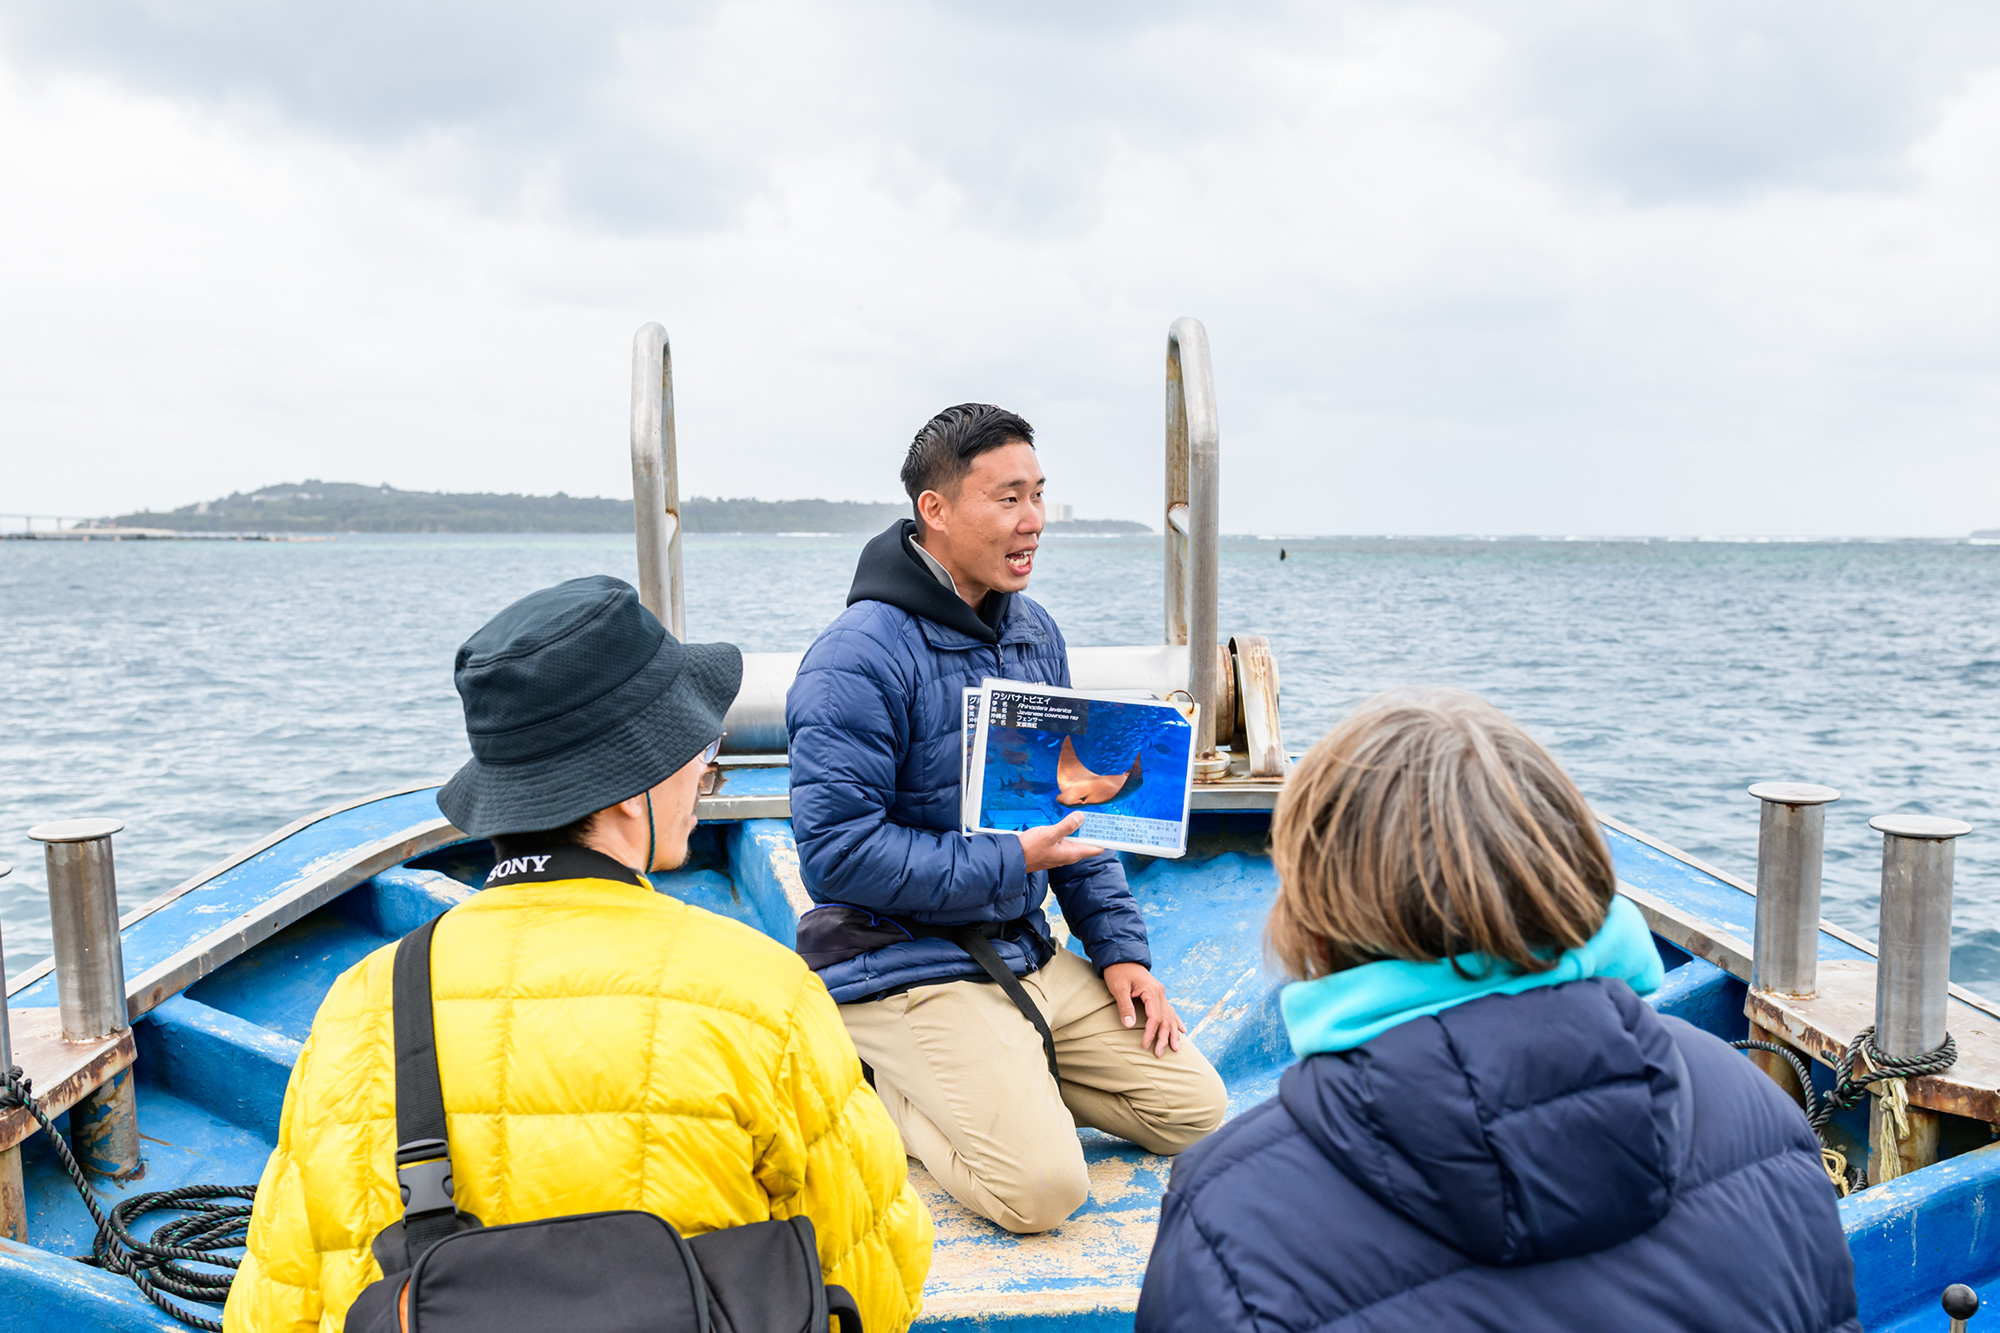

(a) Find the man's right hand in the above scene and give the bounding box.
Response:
[1018,812,1105,873]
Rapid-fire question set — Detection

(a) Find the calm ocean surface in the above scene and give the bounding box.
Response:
[4,533,1998,986]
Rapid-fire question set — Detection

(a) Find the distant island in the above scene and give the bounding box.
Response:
[109,481,1150,535]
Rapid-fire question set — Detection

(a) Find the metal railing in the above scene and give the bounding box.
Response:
[1164,318,1221,757]
[629,323,685,640]
[633,316,1265,770]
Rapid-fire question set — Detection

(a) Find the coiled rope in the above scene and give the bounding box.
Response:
[1,1064,254,1331]
[1731,1024,1958,1196]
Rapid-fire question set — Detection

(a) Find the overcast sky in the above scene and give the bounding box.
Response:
[3,1,1998,534]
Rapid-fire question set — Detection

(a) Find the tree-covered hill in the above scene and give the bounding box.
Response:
[113,482,908,534]
[111,482,1151,534]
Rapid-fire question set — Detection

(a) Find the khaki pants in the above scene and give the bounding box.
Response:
[839,948,1229,1234]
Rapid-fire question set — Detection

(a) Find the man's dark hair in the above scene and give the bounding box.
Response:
[490,811,596,862]
[900,403,1035,523]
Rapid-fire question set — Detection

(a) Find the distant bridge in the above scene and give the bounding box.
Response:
[0,513,108,534]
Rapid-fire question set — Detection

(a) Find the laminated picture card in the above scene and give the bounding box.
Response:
[961,686,981,834]
[966,680,1197,856]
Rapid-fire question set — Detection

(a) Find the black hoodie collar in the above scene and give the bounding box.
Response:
[847,520,1011,644]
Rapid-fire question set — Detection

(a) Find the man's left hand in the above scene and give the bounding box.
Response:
[1103,962,1186,1058]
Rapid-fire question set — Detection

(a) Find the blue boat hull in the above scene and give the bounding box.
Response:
[4,780,1994,1331]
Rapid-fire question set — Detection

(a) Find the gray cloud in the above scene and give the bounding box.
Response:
[1508,2,2000,200]
[0,0,655,136]
[18,1,1992,230]
[4,1,2000,534]
[0,0,1294,234]
[0,0,755,229]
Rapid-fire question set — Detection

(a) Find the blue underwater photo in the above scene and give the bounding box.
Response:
[977,696,1192,835]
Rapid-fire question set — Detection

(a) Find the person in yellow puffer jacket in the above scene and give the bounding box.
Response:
[224,576,932,1333]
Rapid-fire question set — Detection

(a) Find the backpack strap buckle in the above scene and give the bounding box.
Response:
[396,1137,455,1218]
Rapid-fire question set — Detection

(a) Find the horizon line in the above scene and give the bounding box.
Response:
[7,524,1995,544]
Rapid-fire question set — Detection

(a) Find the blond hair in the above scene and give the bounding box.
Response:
[1266,690,1615,980]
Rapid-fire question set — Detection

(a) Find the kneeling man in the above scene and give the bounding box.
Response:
[786,404,1228,1234]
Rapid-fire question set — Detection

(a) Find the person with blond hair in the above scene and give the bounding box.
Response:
[1135,690,1859,1333]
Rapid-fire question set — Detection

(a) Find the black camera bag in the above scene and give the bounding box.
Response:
[344,913,863,1333]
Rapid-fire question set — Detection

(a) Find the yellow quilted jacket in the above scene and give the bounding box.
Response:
[223,873,932,1333]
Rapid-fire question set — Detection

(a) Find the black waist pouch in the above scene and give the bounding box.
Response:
[795,905,917,970]
[343,914,862,1333]
[794,905,1053,974]
[793,907,1062,1084]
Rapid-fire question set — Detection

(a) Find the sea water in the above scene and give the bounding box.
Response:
[3,533,1998,986]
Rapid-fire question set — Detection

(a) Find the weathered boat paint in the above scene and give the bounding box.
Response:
[1843,1143,2000,1331]
[3,782,1995,1331]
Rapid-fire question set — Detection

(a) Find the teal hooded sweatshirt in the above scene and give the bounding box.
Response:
[1280,895,1666,1058]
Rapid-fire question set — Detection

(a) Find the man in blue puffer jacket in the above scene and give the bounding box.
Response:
[787,403,1228,1234]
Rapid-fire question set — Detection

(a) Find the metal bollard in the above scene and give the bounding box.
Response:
[1745,783,1840,1105]
[1866,812,1973,1184]
[1750,783,1840,996]
[1,858,25,1240]
[27,819,142,1179]
[1,859,13,1066]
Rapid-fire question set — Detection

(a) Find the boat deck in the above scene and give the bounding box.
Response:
[3,781,1996,1331]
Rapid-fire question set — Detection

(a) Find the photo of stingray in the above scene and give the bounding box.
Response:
[1057,736,1141,805]
[972,684,1195,855]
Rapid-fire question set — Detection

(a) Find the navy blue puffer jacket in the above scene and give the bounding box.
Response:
[1137,978,1859,1333]
[787,521,1150,1003]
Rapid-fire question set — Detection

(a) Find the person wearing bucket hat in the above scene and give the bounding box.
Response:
[226,577,934,1333]
[436,574,743,861]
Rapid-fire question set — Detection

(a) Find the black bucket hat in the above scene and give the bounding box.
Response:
[436,575,743,838]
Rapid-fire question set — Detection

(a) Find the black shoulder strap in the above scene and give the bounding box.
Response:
[953,926,1060,1085]
[392,914,463,1266]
